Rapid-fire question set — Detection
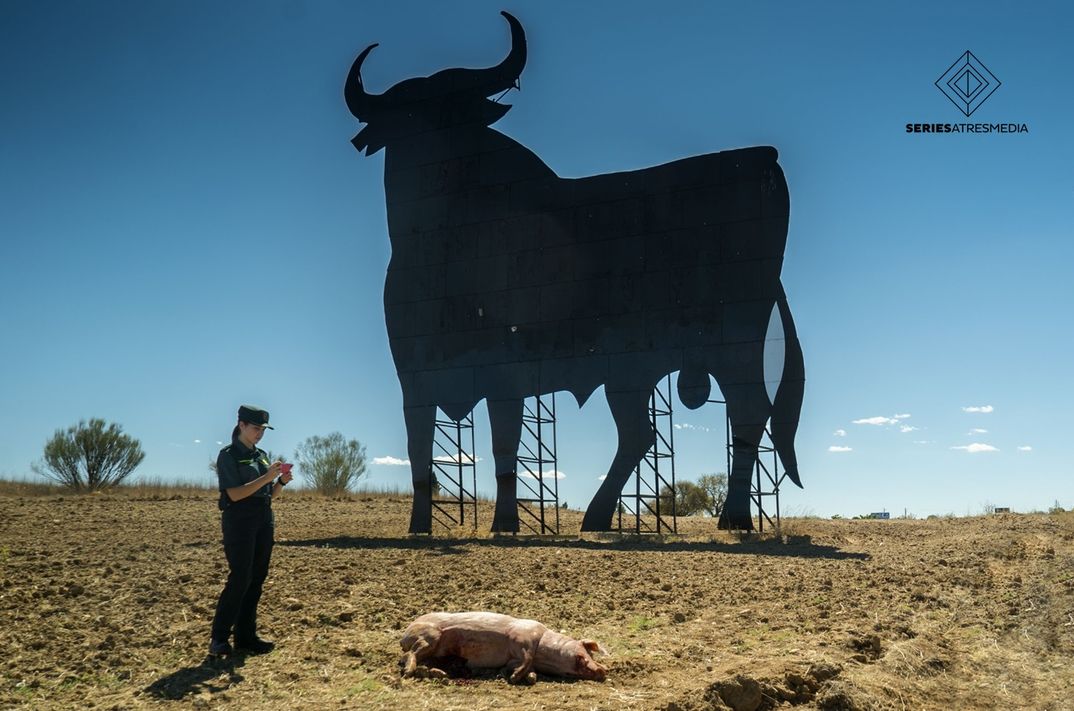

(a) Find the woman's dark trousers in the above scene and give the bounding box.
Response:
[211,502,273,643]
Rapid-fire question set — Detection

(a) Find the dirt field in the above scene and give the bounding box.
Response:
[2,489,1073,711]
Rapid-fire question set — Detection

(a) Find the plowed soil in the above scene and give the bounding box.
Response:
[2,491,1073,710]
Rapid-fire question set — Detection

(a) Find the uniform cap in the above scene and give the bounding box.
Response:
[237,405,274,429]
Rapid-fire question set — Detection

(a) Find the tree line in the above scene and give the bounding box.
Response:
[32,418,730,513]
[33,418,367,496]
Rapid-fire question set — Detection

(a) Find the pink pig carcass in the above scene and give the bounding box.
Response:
[400,611,607,684]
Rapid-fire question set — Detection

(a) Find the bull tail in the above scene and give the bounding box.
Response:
[769,290,804,488]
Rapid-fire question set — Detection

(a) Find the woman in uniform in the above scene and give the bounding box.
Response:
[209,404,293,657]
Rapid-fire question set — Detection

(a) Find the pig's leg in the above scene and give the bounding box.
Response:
[505,628,542,684]
[506,646,538,684]
[401,627,443,678]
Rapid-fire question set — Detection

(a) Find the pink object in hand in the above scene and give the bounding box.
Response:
[280,463,293,474]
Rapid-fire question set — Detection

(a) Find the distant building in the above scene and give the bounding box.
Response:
[869,512,890,520]
[994,507,1011,514]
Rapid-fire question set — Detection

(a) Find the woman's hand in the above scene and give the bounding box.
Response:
[273,461,293,488]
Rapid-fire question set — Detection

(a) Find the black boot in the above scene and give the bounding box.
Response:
[234,636,275,655]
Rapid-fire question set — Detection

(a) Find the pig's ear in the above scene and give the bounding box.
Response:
[582,640,608,656]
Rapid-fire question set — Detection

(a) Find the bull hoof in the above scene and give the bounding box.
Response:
[717,511,754,531]
[580,510,613,532]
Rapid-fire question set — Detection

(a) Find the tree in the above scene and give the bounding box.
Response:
[655,474,727,518]
[294,433,367,495]
[32,419,145,491]
[658,480,711,516]
[697,473,728,518]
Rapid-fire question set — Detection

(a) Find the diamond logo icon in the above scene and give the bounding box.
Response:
[936,51,1001,117]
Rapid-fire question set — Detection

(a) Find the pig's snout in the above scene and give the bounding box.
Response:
[575,652,607,681]
[585,660,608,681]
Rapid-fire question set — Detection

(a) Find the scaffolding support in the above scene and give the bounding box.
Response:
[515,393,560,535]
[429,410,478,532]
[749,425,784,534]
[617,376,677,535]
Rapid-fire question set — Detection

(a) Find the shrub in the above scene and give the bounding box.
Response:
[32,419,145,491]
[294,433,367,495]
[697,473,728,518]
[658,480,713,516]
[657,473,728,517]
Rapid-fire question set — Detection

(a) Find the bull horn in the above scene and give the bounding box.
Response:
[451,11,527,96]
[344,43,380,119]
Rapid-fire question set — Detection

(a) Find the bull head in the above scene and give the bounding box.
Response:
[345,11,527,156]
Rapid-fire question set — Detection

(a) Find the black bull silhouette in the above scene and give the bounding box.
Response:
[345,12,805,532]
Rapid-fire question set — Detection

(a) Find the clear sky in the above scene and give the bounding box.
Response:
[2,0,1072,519]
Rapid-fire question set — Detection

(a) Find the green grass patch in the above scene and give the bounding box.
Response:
[629,615,658,632]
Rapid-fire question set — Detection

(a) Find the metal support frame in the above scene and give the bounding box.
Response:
[430,410,478,531]
[617,376,677,535]
[515,393,560,535]
[749,426,784,534]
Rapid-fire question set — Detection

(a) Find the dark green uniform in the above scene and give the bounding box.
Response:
[210,437,275,646]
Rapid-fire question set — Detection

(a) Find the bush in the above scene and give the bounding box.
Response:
[658,479,715,516]
[294,433,367,495]
[32,419,145,491]
[655,473,728,517]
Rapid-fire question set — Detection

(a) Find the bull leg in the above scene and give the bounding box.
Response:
[718,382,769,531]
[581,387,655,532]
[488,398,524,533]
[404,405,436,534]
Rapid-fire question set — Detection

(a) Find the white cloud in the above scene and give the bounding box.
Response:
[215,441,224,446]
[1017,446,1033,452]
[828,445,852,453]
[674,423,712,432]
[193,439,201,444]
[962,405,994,413]
[853,416,897,426]
[950,443,999,453]
[969,428,988,434]
[913,440,931,445]
[900,425,919,433]
[894,413,912,420]
[373,456,410,466]
[833,429,847,437]
[598,474,607,481]
[519,469,566,480]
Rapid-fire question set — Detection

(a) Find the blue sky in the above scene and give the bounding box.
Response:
[2,1,1072,518]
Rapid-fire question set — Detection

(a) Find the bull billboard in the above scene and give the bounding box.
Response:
[345,12,805,533]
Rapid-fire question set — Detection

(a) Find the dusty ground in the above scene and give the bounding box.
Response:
[1,489,1073,710]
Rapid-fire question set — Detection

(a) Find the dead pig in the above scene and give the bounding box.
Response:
[400,611,607,684]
